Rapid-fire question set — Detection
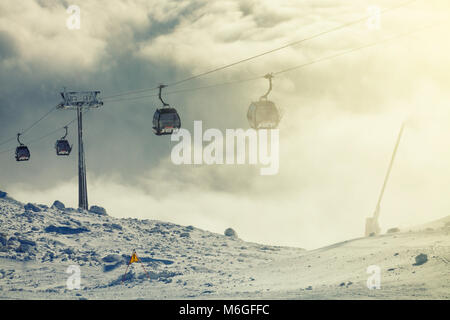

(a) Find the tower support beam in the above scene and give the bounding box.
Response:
[77,106,88,210]
[365,122,405,236]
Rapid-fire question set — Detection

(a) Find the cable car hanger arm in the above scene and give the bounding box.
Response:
[61,126,68,140]
[260,73,273,100]
[158,84,169,107]
[17,133,24,146]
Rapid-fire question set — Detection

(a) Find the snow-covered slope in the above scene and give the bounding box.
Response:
[0,193,448,299]
[407,215,450,232]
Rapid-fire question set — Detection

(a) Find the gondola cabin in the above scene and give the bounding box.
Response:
[55,139,72,156]
[152,108,181,136]
[15,145,30,161]
[247,100,280,129]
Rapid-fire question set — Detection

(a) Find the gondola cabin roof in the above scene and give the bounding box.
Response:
[155,107,179,114]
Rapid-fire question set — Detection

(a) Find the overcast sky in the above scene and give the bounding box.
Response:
[1,0,449,249]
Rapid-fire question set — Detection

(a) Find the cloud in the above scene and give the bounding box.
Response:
[0,31,18,61]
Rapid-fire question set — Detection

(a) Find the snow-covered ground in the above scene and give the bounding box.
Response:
[0,192,448,300]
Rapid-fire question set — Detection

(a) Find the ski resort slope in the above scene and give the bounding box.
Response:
[0,194,448,300]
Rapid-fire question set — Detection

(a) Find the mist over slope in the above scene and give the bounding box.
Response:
[0,191,448,299]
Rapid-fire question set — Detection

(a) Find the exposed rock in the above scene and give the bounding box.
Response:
[18,238,36,247]
[44,225,90,234]
[52,200,65,210]
[59,248,74,258]
[42,251,55,262]
[7,239,21,250]
[111,223,122,230]
[387,227,400,234]
[24,203,41,212]
[17,243,36,253]
[0,191,7,198]
[103,223,122,231]
[0,233,7,246]
[180,232,190,238]
[414,253,428,266]
[89,205,107,216]
[102,254,123,263]
[224,228,238,238]
[103,262,123,272]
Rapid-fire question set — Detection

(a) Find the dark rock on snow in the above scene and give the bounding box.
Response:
[52,200,65,210]
[224,228,238,238]
[414,253,428,266]
[89,205,107,216]
[387,227,400,233]
[44,225,90,234]
[102,254,123,263]
[24,203,41,212]
[103,223,122,230]
[0,233,7,246]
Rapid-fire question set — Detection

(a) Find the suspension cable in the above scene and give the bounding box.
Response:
[104,24,432,105]
[0,104,58,147]
[102,0,418,100]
